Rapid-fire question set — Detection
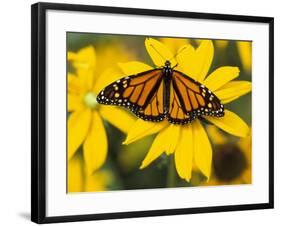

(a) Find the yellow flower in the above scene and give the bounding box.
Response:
[68,153,113,192]
[121,38,252,181]
[215,40,229,49]
[68,46,135,175]
[236,41,252,74]
[195,39,229,50]
[160,37,190,55]
[201,39,252,74]
[203,125,251,185]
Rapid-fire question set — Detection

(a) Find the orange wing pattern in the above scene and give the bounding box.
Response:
[97,69,165,122]
[97,67,224,125]
[169,70,224,124]
[136,79,165,122]
[167,82,196,124]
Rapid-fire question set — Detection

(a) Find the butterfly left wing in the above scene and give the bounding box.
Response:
[97,69,166,122]
[167,70,224,124]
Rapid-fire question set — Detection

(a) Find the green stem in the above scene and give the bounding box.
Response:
[167,156,177,188]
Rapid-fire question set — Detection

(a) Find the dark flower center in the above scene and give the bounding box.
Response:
[213,144,247,182]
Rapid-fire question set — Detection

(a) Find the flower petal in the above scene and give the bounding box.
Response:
[68,154,84,192]
[177,40,214,82]
[192,120,212,180]
[123,119,168,145]
[70,46,97,90]
[83,111,108,175]
[237,41,252,73]
[68,109,91,160]
[139,137,164,169]
[68,73,85,94]
[220,96,243,104]
[99,105,136,133]
[118,61,153,75]
[67,52,77,61]
[215,81,252,104]
[76,69,95,91]
[176,45,196,79]
[93,67,124,93]
[85,170,112,192]
[140,125,180,169]
[215,40,229,49]
[72,46,96,69]
[206,125,226,145]
[194,40,214,82]
[94,43,133,78]
[204,110,250,137]
[160,37,190,55]
[174,125,193,181]
[145,38,176,67]
[68,93,84,112]
[203,66,240,91]
[164,125,181,155]
[242,168,252,184]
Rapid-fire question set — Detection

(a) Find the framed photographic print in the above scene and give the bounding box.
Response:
[31,2,274,224]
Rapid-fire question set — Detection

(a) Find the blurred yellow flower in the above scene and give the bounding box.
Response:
[237,41,252,74]
[121,38,252,181]
[195,39,229,50]
[204,125,251,185]
[68,46,135,176]
[215,40,229,49]
[68,153,113,192]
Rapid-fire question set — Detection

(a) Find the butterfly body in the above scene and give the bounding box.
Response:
[162,61,173,115]
[97,60,224,125]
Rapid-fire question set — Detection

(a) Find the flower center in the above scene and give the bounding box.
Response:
[84,92,98,109]
[213,144,247,182]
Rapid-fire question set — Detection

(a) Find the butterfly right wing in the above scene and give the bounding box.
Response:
[97,69,166,122]
[167,70,224,125]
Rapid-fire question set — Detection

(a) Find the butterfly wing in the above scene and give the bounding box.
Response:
[97,69,166,122]
[167,70,224,124]
[167,81,196,124]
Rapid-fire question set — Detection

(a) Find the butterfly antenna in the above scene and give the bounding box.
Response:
[149,44,167,61]
[168,46,187,62]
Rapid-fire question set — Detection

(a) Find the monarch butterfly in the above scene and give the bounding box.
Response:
[97,60,224,125]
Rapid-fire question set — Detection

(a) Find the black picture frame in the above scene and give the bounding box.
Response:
[31,2,274,224]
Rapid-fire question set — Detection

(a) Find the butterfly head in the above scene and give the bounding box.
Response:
[165,60,171,67]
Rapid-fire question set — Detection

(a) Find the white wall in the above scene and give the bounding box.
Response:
[0,0,279,225]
